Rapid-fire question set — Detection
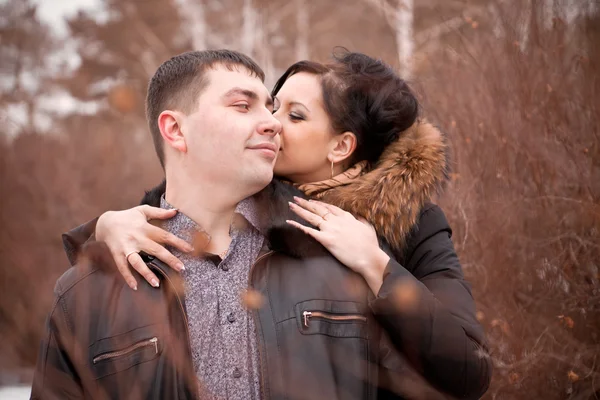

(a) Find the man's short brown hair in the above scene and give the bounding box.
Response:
[146,50,265,168]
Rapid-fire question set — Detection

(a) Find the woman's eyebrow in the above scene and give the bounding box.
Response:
[288,101,310,114]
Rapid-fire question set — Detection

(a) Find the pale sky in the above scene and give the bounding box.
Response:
[1,0,106,137]
[33,0,104,37]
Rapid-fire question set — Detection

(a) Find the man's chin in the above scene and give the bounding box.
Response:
[244,166,274,187]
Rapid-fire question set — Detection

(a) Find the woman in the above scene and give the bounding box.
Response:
[64,51,491,399]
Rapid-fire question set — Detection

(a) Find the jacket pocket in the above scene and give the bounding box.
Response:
[93,337,158,364]
[295,299,369,339]
[90,325,164,379]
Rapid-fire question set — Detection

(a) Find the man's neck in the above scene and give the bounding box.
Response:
[164,172,247,252]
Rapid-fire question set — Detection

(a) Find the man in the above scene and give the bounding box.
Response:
[31,50,282,399]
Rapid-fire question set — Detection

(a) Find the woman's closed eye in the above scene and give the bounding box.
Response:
[289,112,304,121]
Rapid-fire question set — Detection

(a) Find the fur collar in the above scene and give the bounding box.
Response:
[141,121,449,257]
[317,121,449,252]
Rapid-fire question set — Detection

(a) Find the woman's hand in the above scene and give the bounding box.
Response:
[286,197,390,294]
[96,205,194,290]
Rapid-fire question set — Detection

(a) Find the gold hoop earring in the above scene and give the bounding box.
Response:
[330,160,334,179]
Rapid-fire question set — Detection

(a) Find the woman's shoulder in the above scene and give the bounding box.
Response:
[414,203,452,235]
[392,202,453,265]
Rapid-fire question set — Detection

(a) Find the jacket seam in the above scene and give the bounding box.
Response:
[39,298,61,396]
[58,291,74,334]
[55,267,100,296]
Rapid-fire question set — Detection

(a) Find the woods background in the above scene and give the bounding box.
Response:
[1,0,599,398]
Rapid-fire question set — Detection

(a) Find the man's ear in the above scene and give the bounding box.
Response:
[328,131,357,164]
[158,110,187,154]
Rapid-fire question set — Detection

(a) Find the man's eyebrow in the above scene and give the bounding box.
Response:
[224,87,273,107]
[223,87,258,99]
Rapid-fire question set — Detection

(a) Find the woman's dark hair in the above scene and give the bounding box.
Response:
[271,49,419,165]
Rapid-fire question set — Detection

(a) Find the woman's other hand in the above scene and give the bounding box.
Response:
[286,197,390,294]
[96,205,194,290]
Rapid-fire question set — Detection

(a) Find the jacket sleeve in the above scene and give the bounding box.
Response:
[61,180,166,266]
[30,290,84,399]
[370,204,492,399]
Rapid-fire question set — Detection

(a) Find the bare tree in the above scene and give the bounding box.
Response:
[295,0,309,60]
[176,0,207,50]
[395,0,414,78]
[241,0,257,55]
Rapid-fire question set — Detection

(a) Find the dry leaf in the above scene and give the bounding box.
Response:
[342,274,365,297]
[558,315,575,329]
[241,289,265,310]
[508,372,519,384]
[567,370,579,382]
[490,319,510,334]
[108,85,137,113]
[391,279,420,314]
[191,230,211,257]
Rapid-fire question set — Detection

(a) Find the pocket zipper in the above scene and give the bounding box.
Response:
[302,311,367,327]
[93,337,158,364]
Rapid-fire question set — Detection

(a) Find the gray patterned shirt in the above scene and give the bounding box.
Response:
[160,196,263,400]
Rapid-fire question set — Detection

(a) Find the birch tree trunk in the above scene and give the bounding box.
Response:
[295,0,309,61]
[395,0,414,78]
[542,0,555,30]
[241,0,257,55]
[176,0,206,50]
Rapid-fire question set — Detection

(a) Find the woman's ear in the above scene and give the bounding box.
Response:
[158,110,188,154]
[329,131,357,164]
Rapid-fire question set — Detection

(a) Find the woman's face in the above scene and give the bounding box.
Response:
[272,72,337,184]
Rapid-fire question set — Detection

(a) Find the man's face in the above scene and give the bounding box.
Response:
[181,65,281,191]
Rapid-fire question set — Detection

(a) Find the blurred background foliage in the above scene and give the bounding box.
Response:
[1,0,599,398]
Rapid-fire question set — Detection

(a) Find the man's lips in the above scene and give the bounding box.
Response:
[248,143,279,155]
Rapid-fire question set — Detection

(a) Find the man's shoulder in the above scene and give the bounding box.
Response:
[53,241,119,297]
[53,259,100,297]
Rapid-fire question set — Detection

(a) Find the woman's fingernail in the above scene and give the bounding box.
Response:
[131,283,138,291]
[288,201,294,208]
[151,279,160,288]
[177,262,185,271]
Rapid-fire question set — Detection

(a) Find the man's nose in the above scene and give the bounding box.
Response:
[258,113,282,137]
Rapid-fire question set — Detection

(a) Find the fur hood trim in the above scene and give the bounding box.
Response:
[318,121,450,252]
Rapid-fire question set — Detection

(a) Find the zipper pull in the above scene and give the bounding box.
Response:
[150,337,158,354]
[303,311,312,327]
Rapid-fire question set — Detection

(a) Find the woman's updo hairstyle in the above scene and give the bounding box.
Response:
[271,48,419,165]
